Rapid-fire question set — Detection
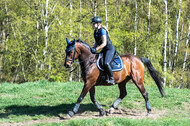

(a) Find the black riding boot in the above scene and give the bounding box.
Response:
[104,63,115,85]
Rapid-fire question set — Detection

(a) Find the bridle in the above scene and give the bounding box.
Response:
[65,47,78,66]
[65,45,96,73]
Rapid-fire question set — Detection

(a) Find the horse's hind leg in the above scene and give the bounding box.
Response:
[132,74,151,115]
[109,79,128,114]
[89,86,106,116]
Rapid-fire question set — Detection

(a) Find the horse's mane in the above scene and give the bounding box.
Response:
[76,39,91,50]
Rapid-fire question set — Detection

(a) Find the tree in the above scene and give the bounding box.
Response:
[163,0,168,87]
[134,0,138,55]
[172,0,182,72]
[0,0,189,88]
[178,23,190,88]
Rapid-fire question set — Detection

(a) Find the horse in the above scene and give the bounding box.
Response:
[64,39,164,117]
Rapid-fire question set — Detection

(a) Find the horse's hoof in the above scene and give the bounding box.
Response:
[108,107,115,114]
[147,112,152,117]
[67,111,75,117]
[99,109,106,116]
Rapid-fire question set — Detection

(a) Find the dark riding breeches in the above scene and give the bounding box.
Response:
[102,44,115,66]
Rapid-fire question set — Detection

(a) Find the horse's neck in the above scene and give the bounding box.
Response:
[79,52,93,67]
[78,45,96,74]
[77,43,92,64]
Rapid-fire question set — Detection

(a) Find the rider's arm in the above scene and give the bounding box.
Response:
[92,42,97,48]
[96,35,107,51]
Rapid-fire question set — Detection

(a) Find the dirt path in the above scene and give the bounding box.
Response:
[0,108,167,126]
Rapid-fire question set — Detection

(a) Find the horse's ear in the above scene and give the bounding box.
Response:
[66,38,70,45]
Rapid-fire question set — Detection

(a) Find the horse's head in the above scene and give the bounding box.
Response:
[64,38,80,68]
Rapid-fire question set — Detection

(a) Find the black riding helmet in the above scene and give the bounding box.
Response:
[91,16,102,24]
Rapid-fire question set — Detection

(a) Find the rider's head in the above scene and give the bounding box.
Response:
[91,16,102,29]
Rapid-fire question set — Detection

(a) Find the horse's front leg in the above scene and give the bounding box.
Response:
[67,82,93,117]
[89,86,106,116]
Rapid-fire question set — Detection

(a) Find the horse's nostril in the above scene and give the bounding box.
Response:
[64,63,69,68]
[65,64,69,68]
[64,63,71,68]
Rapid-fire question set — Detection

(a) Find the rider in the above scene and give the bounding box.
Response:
[90,16,115,85]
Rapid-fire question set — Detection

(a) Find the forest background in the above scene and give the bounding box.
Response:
[0,0,189,88]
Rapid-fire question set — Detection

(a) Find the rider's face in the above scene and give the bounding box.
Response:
[93,23,98,29]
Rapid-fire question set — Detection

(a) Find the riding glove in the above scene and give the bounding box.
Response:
[91,48,96,54]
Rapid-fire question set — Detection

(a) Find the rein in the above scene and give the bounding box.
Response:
[70,55,96,73]
[66,47,96,73]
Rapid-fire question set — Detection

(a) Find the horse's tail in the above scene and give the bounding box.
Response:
[140,57,165,97]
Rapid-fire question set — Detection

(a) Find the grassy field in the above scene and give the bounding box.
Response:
[0,80,189,126]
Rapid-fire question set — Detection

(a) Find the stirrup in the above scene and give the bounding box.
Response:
[106,79,115,85]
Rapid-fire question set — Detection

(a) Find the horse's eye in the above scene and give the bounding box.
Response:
[66,52,70,55]
[66,51,72,55]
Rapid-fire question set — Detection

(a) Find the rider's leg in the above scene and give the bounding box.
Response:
[104,63,115,84]
[103,47,115,85]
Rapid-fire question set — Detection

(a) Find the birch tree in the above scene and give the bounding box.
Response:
[0,21,5,80]
[163,0,168,87]
[178,23,190,89]
[1,1,10,80]
[79,0,82,82]
[33,2,40,72]
[69,0,73,81]
[105,0,108,28]
[172,0,182,72]
[134,1,138,56]
[40,0,49,70]
[90,0,97,16]
[0,2,7,79]
[178,21,184,49]
[148,0,151,34]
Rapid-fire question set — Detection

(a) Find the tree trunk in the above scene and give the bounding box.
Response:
[172,0,182,72]
[0,21,5,80]
[45,0,49,51]
[148,0,151,34]
[79,0,82,38]
[94,0,97,16]
[178,21,184,49]
[69,0,73,81]
[178,23,190,89]
[35,2,40,72]
[79,0,82,82]
[40,0,49,70]
[146,0,151,58]
[163,0,168,87]
[168,40,171,70]
[105,0,108,28]
[1,1,9,80]
[134,1,137,56]
[91,0,97,16]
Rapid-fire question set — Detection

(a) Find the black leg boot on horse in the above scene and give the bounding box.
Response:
[104,63,115,85]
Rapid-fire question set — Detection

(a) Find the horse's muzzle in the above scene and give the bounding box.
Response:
[64,61,72,68]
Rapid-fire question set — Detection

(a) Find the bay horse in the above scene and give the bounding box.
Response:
[64,39,164,117]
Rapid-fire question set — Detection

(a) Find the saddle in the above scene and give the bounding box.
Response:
[97,52,123,72]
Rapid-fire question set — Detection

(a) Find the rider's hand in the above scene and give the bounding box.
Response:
[91,48,96,54]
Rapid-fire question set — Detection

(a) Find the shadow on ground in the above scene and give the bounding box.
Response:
[0,103,98,118]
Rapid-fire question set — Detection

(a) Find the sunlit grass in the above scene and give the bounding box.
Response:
[0,80,189,125]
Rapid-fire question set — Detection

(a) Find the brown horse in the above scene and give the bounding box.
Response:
[64,39,164,117]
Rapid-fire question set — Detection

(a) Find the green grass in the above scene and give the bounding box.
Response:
[0,80,189,125]
[35,118,189,126]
